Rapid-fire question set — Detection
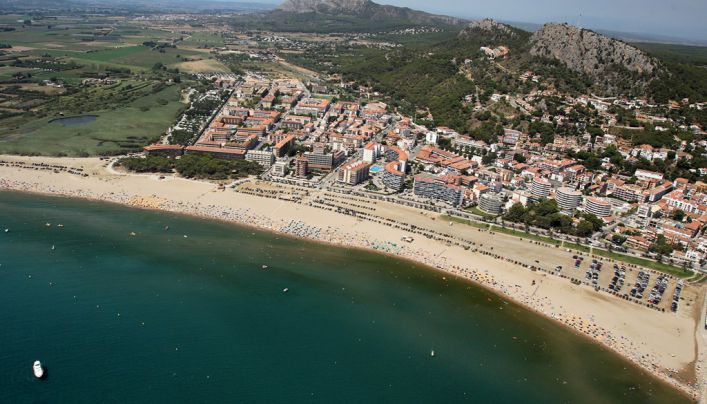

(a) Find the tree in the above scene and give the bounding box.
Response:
[671,210,686,222]
[504,203,527,223]
[649,235,675,256]
[575,220,595,237]
[612,234,627,245]
[482,152,497,165]
[581,213,604,232]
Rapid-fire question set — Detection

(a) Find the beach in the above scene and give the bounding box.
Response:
[0,154,704,400]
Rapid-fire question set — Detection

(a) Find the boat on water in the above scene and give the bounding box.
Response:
[33,361,44,379]
[283,288,289,293]
[430,350,435,357]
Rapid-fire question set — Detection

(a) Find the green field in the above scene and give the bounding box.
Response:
[491,224,563,246]
[0,18,213,156]
[0,84,185,156]
[633,42,707,66]
[442,214,491,230]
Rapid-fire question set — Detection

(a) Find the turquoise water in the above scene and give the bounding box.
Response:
[0,191,689,403]
[49,115,98,127]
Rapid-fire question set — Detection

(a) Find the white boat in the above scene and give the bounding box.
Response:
[430,350,435,357]
[33,361,44,379]
[282,288,289,293]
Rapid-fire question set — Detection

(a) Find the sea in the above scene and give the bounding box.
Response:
[0,191,689,403]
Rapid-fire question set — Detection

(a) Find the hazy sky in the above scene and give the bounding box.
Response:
[263,0,707,42]
[381,0,707,41]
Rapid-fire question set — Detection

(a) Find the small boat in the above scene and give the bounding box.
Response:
[430,350,435,357]
[130,232,136,237]
[282,288,289,293]
[51,245,55,251]
[261,265,268,270]
[57,224,64,228]
[33,361,44,379]
[45,223,51,227]
[4,229,8,233]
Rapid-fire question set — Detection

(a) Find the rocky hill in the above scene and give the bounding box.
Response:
[460,19,517,39]
[529,23,661,76]
[457,18,529,48]
[276,0,465,25]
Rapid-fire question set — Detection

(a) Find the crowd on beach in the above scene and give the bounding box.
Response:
[0,160,88,177]
[0,165,699,399]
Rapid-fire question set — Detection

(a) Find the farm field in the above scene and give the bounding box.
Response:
[0,83,185,156]
[0,15,235,156]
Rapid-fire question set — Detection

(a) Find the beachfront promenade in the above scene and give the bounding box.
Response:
[0,154,704,400]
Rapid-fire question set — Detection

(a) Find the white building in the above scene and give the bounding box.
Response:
[272,160,288,177]
[556,187,582,213]
[246,150,275,169]
[530,177,552,198]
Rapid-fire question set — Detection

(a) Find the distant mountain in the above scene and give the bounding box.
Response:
[0,0,275,12]
[275,0,465,26]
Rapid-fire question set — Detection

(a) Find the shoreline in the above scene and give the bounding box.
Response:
[0,155,703,400]
[3,187,698,401]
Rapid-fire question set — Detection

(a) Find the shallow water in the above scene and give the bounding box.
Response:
[49,115,98,127]
[0,191,689,403]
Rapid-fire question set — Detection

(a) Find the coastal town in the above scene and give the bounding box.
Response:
[1,1,707,402]
[142,73,707,277]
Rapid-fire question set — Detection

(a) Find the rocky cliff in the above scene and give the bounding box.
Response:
[529,23,660,76]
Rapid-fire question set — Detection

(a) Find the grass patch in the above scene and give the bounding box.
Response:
[0,84,185,156]
[491,225,562,246]
[441,214,490,230]
[465,205,498,220]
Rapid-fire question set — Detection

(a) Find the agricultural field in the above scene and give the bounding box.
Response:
[0,16,237,156]
[0,80,186,156]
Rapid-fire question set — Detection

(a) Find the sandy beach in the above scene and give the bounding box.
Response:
[0,154,704,400]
